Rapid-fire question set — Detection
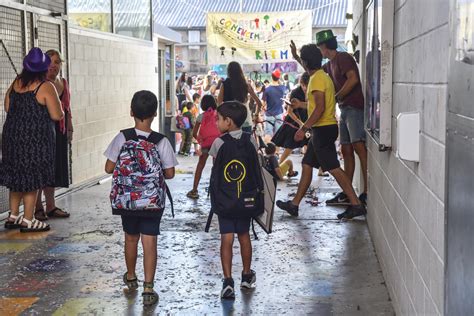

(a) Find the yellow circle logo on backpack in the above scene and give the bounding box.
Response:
[224,160,246,198]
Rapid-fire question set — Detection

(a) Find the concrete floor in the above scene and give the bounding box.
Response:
[0,155,394,315]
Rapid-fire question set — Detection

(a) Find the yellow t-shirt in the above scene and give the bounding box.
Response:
[306,69,337,127]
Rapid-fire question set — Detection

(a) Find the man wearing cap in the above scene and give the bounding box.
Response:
[291,30,368,206]
[262,69,287,142]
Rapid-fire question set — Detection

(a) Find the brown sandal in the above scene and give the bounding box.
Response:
[47,207,70,218]
[34,208,48,221]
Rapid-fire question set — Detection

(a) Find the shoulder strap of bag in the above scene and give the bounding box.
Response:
[165,184,174,218]
[205,208,213,232]
[147,131,165,145]
[121,128,138,141]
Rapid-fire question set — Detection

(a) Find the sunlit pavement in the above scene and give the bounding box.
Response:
[0,154,394,315]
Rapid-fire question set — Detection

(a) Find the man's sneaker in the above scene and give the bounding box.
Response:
[276,200,299,217]
[241,270,256,289]
[358,193,367,206]
[326,192,351,206]
[337,204,367,220]
[221,278,235,299]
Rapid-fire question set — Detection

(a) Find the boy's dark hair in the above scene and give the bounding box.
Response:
[271,74,279,82]
[300,44,323,70]
[265,142,277,155]
[320,37,338,50]
[200,94,217,111]
[185,101,194,110]
[131,90,157,121]
[192,93,200,102]
[264,79,270,84]
[217,101,247,128]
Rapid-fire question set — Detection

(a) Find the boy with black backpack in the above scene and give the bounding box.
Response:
[208,101,264,299]
[104,90,178,306]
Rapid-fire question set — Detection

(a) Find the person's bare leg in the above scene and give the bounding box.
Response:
[292,164,313,205]
[341,144,355,181]
[286,160,294,175]
[35,189,43,210]
[279,148,292,164]
[141,234,157,284]
[237,232,252,274]
[352,142,368,193]
[22,191,38,221]
[9,191,23,216]
[192,153,209,191]
[44,187,56,211]
[329,168,360,205]
[220,233,234,278]
[124,233,140,280]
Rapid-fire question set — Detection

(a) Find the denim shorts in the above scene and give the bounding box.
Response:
[265,114,284,136]
[121,214,163,236]
[218,216,251,234]
[339,106,366,145]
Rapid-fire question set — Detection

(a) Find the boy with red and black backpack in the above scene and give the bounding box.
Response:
[186,95,220,199]
[104,90,178,306]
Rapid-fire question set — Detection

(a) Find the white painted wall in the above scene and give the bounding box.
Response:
[68,28,159,184]
[353,0,448,314]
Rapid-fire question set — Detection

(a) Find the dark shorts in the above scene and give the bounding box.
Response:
[218,216,251,234]
[302,124,340,172]
[121,213,163,236]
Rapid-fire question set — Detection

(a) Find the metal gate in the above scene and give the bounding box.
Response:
[0,3,67,215]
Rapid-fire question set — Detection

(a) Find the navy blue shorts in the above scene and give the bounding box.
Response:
[121,214,163,236]
[218,216,251,234]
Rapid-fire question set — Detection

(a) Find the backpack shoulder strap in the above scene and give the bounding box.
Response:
[221,133,234,142]
[121,128,138,141]
[205,209,213,233]
[165,184,174,218]
[147,131,165,145]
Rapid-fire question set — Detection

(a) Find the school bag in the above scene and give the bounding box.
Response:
[205,133,264,232]
[175,113,191,130]
[198,108,220,148]
[110,128,174,217]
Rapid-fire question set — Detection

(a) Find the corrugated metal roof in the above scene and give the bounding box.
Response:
[152,0,348,29]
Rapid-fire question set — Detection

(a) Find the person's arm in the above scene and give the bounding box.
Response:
[192,121,201,139]
[42,82,64,121]
[290,98,307,109]
[335,69,359,102]
[163,167,175,179]
[287,106,304,127]
[184,86,192,102]
[294,91,325,141]
[217,84,224,105]
[105,159,116,174]
[247,83,263,117]
[290,40,306,71]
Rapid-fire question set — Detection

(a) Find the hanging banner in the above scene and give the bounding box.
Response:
[206,10,312,65]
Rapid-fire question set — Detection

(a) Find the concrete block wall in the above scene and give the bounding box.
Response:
[353,0,448,314]
[68,28,158,184]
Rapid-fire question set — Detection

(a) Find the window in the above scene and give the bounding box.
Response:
[365,0,394,150]
[114,0,151,40]
[188,30,200,50]
[68,0,112,32]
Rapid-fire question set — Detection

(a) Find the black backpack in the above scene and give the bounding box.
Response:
[205,133,264,231]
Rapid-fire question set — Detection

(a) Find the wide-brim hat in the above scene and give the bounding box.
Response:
[23,47,51,73]
[316,29,337,46]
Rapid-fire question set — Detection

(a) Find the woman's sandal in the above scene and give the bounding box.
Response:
[142,282,159,306]
[123,272,139,290]
[288,171,299,178]
[34,208,48,221]
[20,218,50,233]
[47,207,70,218]
[4,213,23,229]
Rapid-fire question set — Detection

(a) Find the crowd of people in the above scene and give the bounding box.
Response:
[0,29,368,305]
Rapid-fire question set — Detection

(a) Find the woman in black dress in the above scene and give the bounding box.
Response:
[271,72,310,162]
[35,49,72,220]
[1,48,63,232]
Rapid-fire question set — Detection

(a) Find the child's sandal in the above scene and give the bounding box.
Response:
[142,281,159,306]
[20,218,50,233]
[123,272,138,290]
[4,213,23,229]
